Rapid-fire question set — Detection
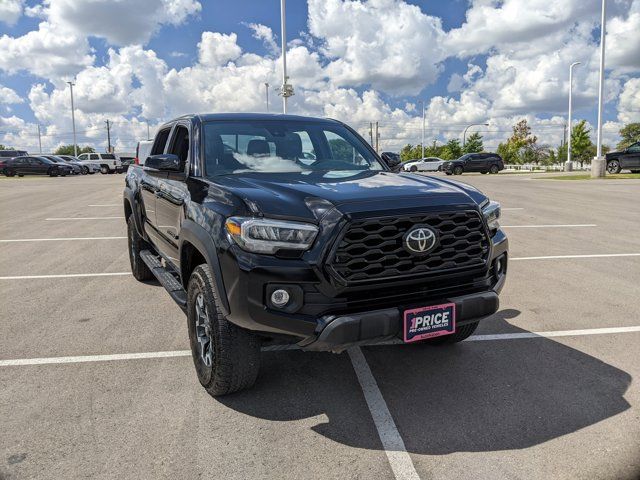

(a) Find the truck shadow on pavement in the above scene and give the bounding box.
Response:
[218,309,632,454]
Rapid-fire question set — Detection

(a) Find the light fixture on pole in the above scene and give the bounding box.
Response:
[592,0,607,178]
[279,0,294,113]
[565,61,581,172]
[67,80,77,157]
[463,123,489,147]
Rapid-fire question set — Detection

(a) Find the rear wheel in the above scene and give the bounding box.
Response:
[606,160,621,174]
[187,264,261,396]
[481,171,488,174]
[421,321,479,345]
[489,164,499,174]
[453,166,463,175]
[127,215,153,281]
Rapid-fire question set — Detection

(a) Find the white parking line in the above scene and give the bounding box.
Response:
[2,325,639,367]
[512,253,640,261]
[502,224,597,228]
[45,217,124,221]
[348,347,420,480]
[0,237,126,243]
[0,272,131,280]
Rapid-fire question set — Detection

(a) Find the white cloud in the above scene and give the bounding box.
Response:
[307,0,446,94]
[0,0,23,25]
[198,32,242,66]
[0,85,23,104]
[44,0,202,45]
[245,23,279,55]
[606,1,640,72]
[618,78,640,123]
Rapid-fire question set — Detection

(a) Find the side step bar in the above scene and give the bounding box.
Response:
[140,250,187,312]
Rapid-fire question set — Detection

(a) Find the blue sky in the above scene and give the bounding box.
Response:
[0,0,637,152]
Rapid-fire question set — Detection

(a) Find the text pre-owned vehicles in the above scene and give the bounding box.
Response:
[124,114,508,396]
[77,152,122,174]
[42,155,82,175]
[443,153,504,175]
[605,141,640,174]
[58,155,101,174]
[403,157,445,172]
[3,156,73,177]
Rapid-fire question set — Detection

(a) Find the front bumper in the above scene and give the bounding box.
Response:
[221,227,508,351]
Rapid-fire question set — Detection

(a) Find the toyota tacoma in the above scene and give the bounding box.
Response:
[124,113,508,396]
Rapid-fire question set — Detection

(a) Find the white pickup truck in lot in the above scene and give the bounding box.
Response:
[77,152,122,174]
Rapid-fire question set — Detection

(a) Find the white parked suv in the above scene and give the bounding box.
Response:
[403,157,445,172]
[77,153,122,174]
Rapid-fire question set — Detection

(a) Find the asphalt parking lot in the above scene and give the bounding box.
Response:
[1,173,639,480]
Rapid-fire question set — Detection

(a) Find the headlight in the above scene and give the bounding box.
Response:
[481,200,501,233]
[225,217,319,254]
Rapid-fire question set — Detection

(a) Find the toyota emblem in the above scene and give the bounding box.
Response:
[403,226,438,254]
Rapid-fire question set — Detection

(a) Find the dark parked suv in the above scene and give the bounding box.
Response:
[443,153,504,175]
[124,114,508,396]
[605,142,640,174]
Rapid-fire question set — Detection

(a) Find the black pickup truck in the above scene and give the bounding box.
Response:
[124,113,508,396]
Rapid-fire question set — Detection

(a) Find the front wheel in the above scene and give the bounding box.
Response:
[421,321,479,345]
[81,166,88,175]
[410,165,417,172]
[48,168,58,177]
[4,168,15,177]
[187,264,261,397]
[127,215,154,281]
[453,166,463,175]
[606,160,621,174]
[100,165,109,174]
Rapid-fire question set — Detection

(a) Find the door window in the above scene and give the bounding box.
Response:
[168,125,190,167]
[89,154,99,160]
[628,143,640,153]
[152,127,172,155]
[325,130,367,165]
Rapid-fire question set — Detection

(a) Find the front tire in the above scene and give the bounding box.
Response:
[100,165,109,174]
[606,160,621,174]
[453,166,463,175]
[489,164,499,174]
[127,215,154,281]
[48,168,58,177]
[187,264,261,397]
[410,165,417,172]
[5,168,15,177]
[81,166,88,175]
[422,321,479,345]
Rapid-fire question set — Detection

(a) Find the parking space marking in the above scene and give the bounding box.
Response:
[512,253,640,261]
[0,236,126,243]
[502,224,597,228]
[3,325,639,367]
[0,272,130,280]
[348,347,421,480]
[45,216,125,221]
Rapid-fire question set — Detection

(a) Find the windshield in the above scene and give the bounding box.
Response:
[203,120,383,176]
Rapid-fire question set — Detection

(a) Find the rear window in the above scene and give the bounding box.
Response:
[102,154,116,159]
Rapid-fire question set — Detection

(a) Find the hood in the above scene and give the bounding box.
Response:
[209,170,486,221]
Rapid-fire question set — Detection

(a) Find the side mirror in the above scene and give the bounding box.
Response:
[145,154,182,171]
[381,152,401,171]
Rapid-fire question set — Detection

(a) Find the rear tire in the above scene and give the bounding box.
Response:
[127,215,154,281]
[606,160,621,174]
[410,165,418,172]
[422,321,479,345]
[454,166,463,175]
[489,164,499,174]
[187,264,261,396]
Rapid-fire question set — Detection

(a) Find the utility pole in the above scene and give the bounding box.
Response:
[566,61,581,171]
[37,124,42,154]
[375,121,379,153]
[592,0,607,178]
[105,120,112,153]
[369,122,374,146]
[265,83,270,112]
[279,0,294,113]
[67,81,77,157]
[147,122,151,141]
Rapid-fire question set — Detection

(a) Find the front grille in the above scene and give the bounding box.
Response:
[329,210,490,282]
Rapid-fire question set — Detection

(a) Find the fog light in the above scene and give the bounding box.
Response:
[271,289,290,307]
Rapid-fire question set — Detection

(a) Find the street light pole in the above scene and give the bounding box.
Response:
[566,61,581,171]
[279,0,294,113]
[67,81,77,157]
[265,82,270,112]
[463,123,489,147]
[421,101,425,159]
[592,0,607,178]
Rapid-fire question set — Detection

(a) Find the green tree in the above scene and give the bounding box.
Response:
[617,123,640,150]
[53,144,95,155]
[570,120,593,167]
[496,119,538,164]
[0,144,15,150]
[463,132,483,154]
[441,139,462,160]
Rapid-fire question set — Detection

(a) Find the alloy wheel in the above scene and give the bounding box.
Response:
[194,293,214,367]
